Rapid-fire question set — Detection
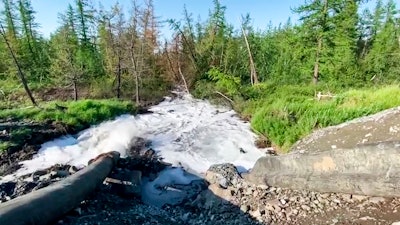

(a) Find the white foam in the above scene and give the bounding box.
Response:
[1,93,264,183]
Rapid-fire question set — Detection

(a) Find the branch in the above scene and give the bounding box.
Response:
[215,91,234,106]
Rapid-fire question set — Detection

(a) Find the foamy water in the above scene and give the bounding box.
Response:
[1,93,264,185]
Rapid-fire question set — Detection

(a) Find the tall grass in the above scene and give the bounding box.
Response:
[244,84,400,151]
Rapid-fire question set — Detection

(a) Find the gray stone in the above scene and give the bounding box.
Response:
[205,163,241,188]
[246,141,400,198]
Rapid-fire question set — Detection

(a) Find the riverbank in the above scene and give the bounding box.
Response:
[194,83,400,152]
[0,100,136,176]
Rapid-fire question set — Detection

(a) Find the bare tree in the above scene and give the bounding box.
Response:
[240,19,258,85]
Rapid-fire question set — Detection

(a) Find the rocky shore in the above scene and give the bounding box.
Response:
[2,106,400,224]
[2,155,400,225]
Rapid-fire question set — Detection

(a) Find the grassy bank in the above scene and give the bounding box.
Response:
[0,99,136,129]
[0,99,136,153]
[195,82,400,152]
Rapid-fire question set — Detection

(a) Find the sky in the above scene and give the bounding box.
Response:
[29,0,378,39]
[30,0,304,38]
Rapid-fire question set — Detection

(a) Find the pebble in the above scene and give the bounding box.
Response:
[301,205,311,211]
[240,204,250,212]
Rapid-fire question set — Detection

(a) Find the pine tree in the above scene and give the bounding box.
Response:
[330,0,359,84]
[49,5,81,100]
[98,2,125,98]
[363,0,399,82]
[294,0,333,84]
[17,0,49,82]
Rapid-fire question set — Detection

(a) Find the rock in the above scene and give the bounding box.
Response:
[247,137,400,197]
[207,184,233,201]
[240,204,250,213]
[51,170,69,178]
[32,170,48,177]
[181,212,191,222]
[74,207,82,216]
[301,205,311,211]
[265,203,275,212]
[359,216,376,221]
[68,166,79,174]
[368,197,386,204]
[250,209,262,218]
[352,194,368,202]
[257,184,269,190]
[205,163,242,188]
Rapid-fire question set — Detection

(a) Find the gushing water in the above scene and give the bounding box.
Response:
[1,93,264,198]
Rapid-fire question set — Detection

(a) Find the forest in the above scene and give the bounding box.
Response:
[1,0,400,151]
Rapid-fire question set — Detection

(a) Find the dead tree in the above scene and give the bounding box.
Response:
[240,21,258,85]
[0,22,37,106]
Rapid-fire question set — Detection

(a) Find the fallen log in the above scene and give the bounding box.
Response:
[245,142,400,197]
[0,151,120,225]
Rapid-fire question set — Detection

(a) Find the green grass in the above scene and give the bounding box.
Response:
[0,141,15,153]
[246,84,400,151]
[0,99,136,153]
[0,99,136,130]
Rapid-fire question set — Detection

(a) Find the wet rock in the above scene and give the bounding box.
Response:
[50,170,70,178]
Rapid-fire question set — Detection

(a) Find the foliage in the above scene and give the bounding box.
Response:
[249,84,400,151]
[206,67,240,96]
[0,0,400,152]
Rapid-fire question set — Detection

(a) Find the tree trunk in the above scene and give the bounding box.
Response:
[178,61,189,94]
[164,42,179,80]
[135,71,139,104]
[130,46,140,105]
[73,79,78,101]
[241,23,258,85]
[116,56,122,99]
[0,23,37,106]
[0,152,120,225]
[313,37,322,85]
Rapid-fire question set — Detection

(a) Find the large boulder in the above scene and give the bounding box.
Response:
[246,141,400,197]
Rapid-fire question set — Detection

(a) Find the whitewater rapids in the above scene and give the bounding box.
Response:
[1,93,264,195]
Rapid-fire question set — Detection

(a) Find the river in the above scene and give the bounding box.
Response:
[1,92,264,205]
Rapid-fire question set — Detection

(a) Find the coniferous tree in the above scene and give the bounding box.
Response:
[294,0,332,84]
[363,0,400,82]
[49,4,81,100]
